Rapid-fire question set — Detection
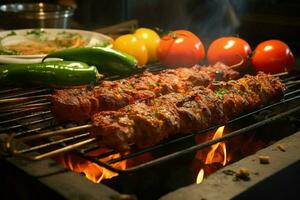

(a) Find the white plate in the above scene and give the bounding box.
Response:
[0,28,113,63]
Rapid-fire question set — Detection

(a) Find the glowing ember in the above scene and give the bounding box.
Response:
[196,126,227,184]
[196,168,205,184]
[58,148,127,183]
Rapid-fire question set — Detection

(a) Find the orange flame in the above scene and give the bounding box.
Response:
[204,126,227,166]
[58,148,127,183]
[196,126,227,184]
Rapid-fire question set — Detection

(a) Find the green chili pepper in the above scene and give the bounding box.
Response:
[43,47,138,75]
[0,61,100,88]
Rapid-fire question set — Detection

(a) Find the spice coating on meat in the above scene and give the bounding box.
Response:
[91,72,286,151]
[50,62,240,121]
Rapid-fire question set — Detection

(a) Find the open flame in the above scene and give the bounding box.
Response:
[57,126,228,184]
[57,144,154,183]
[58,148,127,183]
[196,126,227,184]
[204,126,227,166]
[196,168,205,184]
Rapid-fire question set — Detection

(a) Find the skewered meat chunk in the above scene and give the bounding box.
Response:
[49,62,239,122]
[92,72,286,151]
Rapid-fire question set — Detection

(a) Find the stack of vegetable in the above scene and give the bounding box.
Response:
[113,27,295,74]
[0,27,295,88]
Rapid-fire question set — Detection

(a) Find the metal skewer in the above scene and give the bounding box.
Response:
[16,132,93,154]
[18,124,94,142]
[18,137,98,161]
[272,71,289,77]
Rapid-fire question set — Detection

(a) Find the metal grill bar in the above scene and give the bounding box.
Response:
[0,111,51,125]
[2,98,48,107]
[14,127,53,137]
[0,106,50,118]
[229,94,300,123]
[0,87,22,94]
[280,73,300,82]
[0,88,51,99]
[0,94,50,104]
[0,101,50,112]
[284,88,300,96]
[0,116,54,132]
[79,141,113,154]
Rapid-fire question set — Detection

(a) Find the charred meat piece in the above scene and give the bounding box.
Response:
[92,72,286,151]
[50,62,240,122]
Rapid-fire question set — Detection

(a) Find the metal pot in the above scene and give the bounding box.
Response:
[0,3,75,29]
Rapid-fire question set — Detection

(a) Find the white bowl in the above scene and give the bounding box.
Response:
[0,28,113,64]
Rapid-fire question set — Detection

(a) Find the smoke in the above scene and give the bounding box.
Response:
[164,0,249,46]
[127,0,249,46]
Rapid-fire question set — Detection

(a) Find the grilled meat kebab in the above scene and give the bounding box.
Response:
[50,62,239,121]
[92,72,286,151]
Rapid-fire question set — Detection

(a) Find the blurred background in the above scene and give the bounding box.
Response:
[0,0,300,56]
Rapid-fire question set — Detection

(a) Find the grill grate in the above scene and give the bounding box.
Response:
[0,68,300,174]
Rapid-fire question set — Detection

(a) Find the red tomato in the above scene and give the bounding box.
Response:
[207,37,252,71]
[251,40,295,74]
[157,30,205,67]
